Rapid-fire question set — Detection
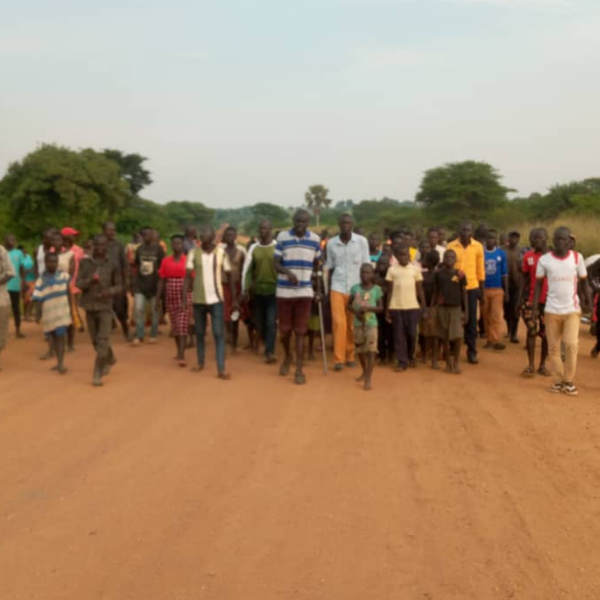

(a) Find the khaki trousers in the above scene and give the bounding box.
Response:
[545,312,580,383]
[483,288,505,344]
[330,290,355,365]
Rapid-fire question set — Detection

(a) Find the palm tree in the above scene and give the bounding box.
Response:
[304,184,332,227]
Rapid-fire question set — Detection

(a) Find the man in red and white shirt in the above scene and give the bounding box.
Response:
[521,228,549,377]
[533,227,591,396]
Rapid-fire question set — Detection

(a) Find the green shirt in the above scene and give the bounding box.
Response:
[242,242,277,296]
[349,283,383,327]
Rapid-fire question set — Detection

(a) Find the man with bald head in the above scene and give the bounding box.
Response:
[103,221,130,340]
[274,209,323,385]
[533,226,591,396]
[326,213,369,371]
[447,221,486,364]
[242,219,278,363]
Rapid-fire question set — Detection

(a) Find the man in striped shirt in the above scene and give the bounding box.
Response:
[274,209,322,385]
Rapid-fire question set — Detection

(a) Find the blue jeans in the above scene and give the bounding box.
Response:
[194,302,226,373]
[134,293,158,340]
[252,294,277,356]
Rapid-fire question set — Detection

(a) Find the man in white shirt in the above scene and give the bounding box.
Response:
[325,214,370,371]
[533,226,591,396]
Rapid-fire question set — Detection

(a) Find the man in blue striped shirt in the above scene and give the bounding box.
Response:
[274,209,322,385]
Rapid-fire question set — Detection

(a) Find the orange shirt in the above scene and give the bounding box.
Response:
[446,238,485,290]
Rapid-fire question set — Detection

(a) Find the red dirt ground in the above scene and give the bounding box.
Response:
[1,321,600,599]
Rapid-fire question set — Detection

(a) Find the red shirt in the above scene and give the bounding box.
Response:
[522,250,548,304]
[158,255,187,279]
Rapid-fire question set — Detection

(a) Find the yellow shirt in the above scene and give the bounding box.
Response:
[385,263,423,310]
[446,238,485,290]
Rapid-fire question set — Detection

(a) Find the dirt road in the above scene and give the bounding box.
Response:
[1,323,600,600]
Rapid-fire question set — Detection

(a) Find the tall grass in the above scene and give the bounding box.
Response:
[506,216,600,257]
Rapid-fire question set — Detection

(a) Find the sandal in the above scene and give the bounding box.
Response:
[521,367,535,378]
[178,359,187,368]
[537,367,552,377]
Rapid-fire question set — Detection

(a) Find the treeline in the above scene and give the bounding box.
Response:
[1,145,599,249]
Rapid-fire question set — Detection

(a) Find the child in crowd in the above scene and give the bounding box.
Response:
[431,249,468,374]
[348,263,384,390]
[386,247,427,372]
[368,232,382,266]
[415,239,431,269]
[418,250,440,363]
[521,228,550,377]
[33,252,73,374]
[375,254,393,364]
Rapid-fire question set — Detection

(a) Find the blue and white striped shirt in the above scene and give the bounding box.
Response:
[274,229,321,299]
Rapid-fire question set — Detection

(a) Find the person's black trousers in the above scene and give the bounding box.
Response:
[465,289,480,359]
[377,311,394,362]
[504,285,520,340]
[391,309,420,367]
[9,290,21,330]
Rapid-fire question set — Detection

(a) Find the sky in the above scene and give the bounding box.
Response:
[1,0,599,208]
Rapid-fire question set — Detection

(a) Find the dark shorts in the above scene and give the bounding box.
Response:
[435,305,463,340]
[278,297,313,335]
[354,325,378,353]
[522,303,545,338]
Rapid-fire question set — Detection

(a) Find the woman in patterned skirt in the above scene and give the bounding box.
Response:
[156,235,192,367]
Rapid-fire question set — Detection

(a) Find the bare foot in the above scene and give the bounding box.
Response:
[217,372,231,380]
[453,363,462,375]
[363,381,372,391]
[432,362,440,371]
[355,374,366,382]
[279,360,291,376]
[191,363,205,373]
[445,362,453,374]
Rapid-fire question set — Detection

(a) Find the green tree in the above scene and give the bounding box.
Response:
[353,198,425,233]
[115,197,174,239]
[304,184,332,227]
[243,202,290,235]
[162,200,215,230]
[102,149,152,194]
[213,206,254,229]
[0,144,131,240]
[415,161,512,226]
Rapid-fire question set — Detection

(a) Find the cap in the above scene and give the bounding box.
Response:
[61,227,80,237]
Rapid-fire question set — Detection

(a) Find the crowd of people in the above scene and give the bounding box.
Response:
[0,211,598,396]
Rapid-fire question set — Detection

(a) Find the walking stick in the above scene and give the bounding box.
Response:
[318,298,328,374]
